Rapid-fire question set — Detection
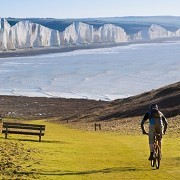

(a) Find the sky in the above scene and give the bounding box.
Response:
[1,0,180,19]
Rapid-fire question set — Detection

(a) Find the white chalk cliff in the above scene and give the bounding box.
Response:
[0,19,61,50]
[61,22,129,45]
[0,18,180,51]
[134,24,180,40]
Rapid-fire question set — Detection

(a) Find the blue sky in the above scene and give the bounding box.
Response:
[1,0,180,18]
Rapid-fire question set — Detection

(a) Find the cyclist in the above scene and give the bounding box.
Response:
[141,104,168,160]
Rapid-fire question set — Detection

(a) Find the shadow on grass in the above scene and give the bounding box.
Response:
[17,167,142,176]
[0,137,69,144]
[42,140,71,144]
[173,157,180,161]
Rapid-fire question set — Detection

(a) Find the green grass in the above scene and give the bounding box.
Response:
[0,120,179,179]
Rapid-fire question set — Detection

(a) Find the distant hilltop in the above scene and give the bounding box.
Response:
[1,16,180,51]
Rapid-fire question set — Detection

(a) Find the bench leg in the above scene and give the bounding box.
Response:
[5,127,8,139]
[5,132,7,139]
[39,135,41,142]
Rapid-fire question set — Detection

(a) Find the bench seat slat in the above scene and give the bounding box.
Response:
[2,130,45,136]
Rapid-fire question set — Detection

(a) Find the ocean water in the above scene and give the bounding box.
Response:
[0,42,180,100]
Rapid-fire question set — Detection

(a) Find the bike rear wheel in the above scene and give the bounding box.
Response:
[150,145,161,169]
[155,146,161,169]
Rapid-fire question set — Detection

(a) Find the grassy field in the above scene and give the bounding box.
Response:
[0,120,179,179]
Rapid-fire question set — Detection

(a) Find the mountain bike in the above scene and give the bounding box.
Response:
[150,133,161,169]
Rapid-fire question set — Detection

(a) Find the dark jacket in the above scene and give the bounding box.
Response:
[141,109,168,134]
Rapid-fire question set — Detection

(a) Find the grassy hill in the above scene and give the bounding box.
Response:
[0,120,179,179]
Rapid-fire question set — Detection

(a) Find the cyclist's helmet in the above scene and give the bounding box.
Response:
[149,104,158,110]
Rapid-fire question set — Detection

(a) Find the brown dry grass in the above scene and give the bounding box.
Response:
[52,115,180,137]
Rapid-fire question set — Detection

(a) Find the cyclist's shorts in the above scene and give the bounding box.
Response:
[149,125,163,144]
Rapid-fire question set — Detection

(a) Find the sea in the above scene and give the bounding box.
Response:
[0,41,180,101]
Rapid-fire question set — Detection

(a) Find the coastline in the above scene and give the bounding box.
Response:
[0,82,179,120]
[1,38,180,58]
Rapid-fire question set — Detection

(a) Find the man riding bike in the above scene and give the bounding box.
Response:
[141,104,168,160]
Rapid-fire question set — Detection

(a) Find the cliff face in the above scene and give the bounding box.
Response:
[0,18,180,51]
[62,22,129,45]
[96,24,129,43]
[0,19,61,50]
[134,24,180,40]
[62,22,94,44]
[0,19,12,50]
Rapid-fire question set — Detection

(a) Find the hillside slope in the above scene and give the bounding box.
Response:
[0,82,179,120]
[95,81,180,121]
[59,81,180,122]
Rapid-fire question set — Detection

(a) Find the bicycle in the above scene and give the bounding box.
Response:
[150,133,161,169]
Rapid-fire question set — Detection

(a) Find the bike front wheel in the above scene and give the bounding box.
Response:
[151,156,156,167]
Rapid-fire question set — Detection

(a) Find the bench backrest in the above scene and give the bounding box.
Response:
[3,122,45,131]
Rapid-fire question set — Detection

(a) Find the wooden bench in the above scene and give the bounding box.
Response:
[2,122,45,142]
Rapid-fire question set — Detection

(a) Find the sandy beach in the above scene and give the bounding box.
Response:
[1,38,180,58]
[0,43,126,58]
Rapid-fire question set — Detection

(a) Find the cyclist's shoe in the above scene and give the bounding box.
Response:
[148,152,154,161]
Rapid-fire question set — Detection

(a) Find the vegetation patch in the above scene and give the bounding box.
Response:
[0,140,40,179]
